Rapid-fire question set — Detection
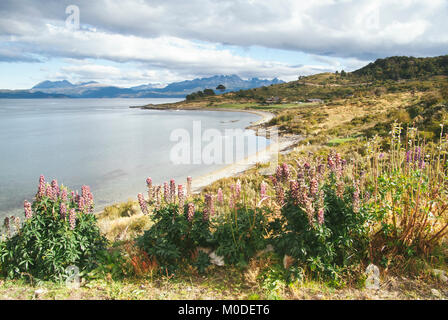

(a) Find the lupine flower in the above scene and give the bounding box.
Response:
[298,184,309,206]
[289,180,299,204]
[187,203,195,222]
[78,196,85,213]
[178,184,185,211]
[275,165,283,182]
[310,178,319,197]
[204,194,215,218]
[24,200,32,220]
[37,175,45,198]
[235,180,241,200]
[336,180,345,199]
[46,185,56,200]
[60,202,67,220]
[138,193,148,214]
[69,209,76,230]
[276,185,285,205]
[81,185,93,212]
[217,188,224,204]
[163,182,169,202]
[146,177,153,201]
[317,207,325,225]
[186,176,192,197]
[51,179,59,197]
[170,179,176,203]
[260,182,267,200]
[61,189,68,202]
[270,175,278,187]
[13,217,20,232]
[155,185,161,209]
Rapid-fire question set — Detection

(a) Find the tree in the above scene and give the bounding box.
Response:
[203,88,215,96]
[216,84,226,92]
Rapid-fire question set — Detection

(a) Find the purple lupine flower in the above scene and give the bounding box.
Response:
[298,184,309,206]
[235,180,241,200]
[60,189,68,202]
[186,176,192,197]
[46,185,55,200]
[170,179,176,203]
[204,194,215,218]
[317,207,325,225]
[60,202,67,220]
[281,163,290,181]
[69,209,76,230]
[336,180,345,199]
[187,203,195,222]
[178,184,185,211]
[275,165,283,182]
[217,188,224,204]
[310,178,319,197]
[24,200,33,220]
[146,177,153,201]
[276,185,285,205]
[37,175,45,198]
[289,180,299,204]
[260,182,267,199]
[138,193,148,215]
[270,175,278,187]
[163,182,169,202]
[81,185,93,212]
[51,179,59,197]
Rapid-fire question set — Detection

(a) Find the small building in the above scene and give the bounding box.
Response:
[265,96,280,104]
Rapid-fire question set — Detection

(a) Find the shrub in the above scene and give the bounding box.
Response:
[268,158,372,280]
[136,203,211,274]
[0,176,107,281]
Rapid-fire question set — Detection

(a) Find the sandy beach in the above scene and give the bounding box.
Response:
[135,104,302,193]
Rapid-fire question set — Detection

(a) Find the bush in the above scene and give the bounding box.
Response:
[268,158,372,280]
[136,203,211,274]
[212,206,269,266]
[0,176,107,281]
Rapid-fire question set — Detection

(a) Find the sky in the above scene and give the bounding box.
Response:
[0,0,447,89]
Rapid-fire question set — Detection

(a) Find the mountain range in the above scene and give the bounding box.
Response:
[0,75,284,99]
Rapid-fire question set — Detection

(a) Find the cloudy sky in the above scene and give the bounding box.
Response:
[0,0,447,89]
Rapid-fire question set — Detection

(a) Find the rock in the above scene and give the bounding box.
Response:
[431,288,442,298]
[34,289,46,299]
[209,251,225,266]
[432,269,448,283]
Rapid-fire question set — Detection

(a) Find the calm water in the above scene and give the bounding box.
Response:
[0,99,267,219]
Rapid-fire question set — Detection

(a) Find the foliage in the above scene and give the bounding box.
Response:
[0,177,107,281]
[136,203,211,274]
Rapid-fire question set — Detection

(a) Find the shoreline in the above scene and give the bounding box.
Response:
[132,102,301,196]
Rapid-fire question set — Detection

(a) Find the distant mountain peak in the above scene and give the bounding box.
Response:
[32,80,74,89]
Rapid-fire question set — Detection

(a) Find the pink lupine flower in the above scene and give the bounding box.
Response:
[60,189,68,202]
[275,165,283,182]
[270,175,278,187]
[138,193,148,215]
[235,180,241,200]
[24,200,32,220]
[170,179,176,203]
[60,202,67,220]
[155,185,161,209]
[163,182,169,202]
[37,175,45,198]
[310,178,318,197]
[51,179,59,197]
[336,180,345,199]
[46,185,55,200]
[217,188,224,204]
[187,203,195,222]
[298,184,309,206]
[69,209,76,230]
[186,176,192,197]
[78,196,85,213]
[260,182,267,200]
[146,177,153,200]
[178,184,185,211]
[81,186,93,212]
[204,194,215,218]
[317,207,325,225]
[276,185,285,205]
[289,180,299,204]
